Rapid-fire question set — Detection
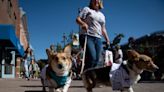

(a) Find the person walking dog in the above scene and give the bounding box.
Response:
[76,0,110,70]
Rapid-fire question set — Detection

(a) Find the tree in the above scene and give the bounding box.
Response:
[56,43,63,52]
[111,33,124,48]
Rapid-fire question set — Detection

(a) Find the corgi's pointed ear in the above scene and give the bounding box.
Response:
[46,49,52,57]
[127,50,140,60]
[64,45,71,55]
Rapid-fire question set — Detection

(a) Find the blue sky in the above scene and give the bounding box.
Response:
[19,0,164,60]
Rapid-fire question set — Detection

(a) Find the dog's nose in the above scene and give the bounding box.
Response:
[151,64,159,72]
[58,64,63,69]
[154,65,159,71]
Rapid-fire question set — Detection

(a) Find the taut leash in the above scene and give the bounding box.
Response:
[80,35,87,75]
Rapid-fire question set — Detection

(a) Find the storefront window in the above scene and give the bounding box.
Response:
[4,64,12,74]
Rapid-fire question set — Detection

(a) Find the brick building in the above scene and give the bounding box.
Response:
[121,31,164,81]
[0,0,29,78]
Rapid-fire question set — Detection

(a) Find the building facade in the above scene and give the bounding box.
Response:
[121,31,164,81]
[0,0,29,78]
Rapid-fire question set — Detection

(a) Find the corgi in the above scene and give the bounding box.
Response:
[82,50,158,92]
[40,45,72,92]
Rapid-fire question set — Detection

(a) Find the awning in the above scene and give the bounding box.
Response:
[0,24,24,56]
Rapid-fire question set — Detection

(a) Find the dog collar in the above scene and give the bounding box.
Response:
[46,67,69,88]
[127,62,142,75]
[132,64,143,74]
[48,70,68,88]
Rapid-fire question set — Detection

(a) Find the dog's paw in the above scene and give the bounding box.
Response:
[56,88,62,92]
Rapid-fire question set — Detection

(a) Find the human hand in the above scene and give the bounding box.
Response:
[81,23,88,32]
[103,41,110,50]
[106,41,110,45]
[106,41,110,48]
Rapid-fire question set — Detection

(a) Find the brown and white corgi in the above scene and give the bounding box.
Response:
[82,50,158,92]
[40,45,72,92]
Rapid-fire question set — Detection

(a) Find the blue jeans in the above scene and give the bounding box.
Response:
[24,60,30,78]
[80,35,102,70]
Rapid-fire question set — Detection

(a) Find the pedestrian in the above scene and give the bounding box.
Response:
[114,45,123,65]
[128,37,136,49]
[72,54,78,79]
[76,0,110,70]
[19,58,25,78]
[32,60,40,79]
[110,45,124,73]
[24,47,33,81]
[29,60,34,78]
[76,55,82,79]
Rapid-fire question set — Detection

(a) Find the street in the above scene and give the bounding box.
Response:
[0,78,164,92]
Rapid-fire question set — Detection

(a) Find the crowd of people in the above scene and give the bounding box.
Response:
[19,46,40,81]
[19,0,124,81]
[72,52,83,80]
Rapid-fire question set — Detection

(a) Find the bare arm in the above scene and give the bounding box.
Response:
[102,25,110,45]
[76,16,88,31]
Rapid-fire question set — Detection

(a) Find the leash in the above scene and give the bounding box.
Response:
[73,49,82,59]
[80,35,87,75]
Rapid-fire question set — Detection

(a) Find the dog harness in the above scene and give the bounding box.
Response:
[46,67,68,88]
[110,63,132,90]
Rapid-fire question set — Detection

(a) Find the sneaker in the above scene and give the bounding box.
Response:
[26,78,30,81]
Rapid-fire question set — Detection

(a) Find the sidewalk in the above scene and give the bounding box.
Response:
[0,78,43,92]
[0,78,87,92]
[0,78,164,92]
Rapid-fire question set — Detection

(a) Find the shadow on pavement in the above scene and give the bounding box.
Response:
[24,90,47,92]
[139,80,164,83]
[21,85,84,92]
[21,85,45,92]
[21,85,43,87]
[70,85,84,88]
[21,85,84,88]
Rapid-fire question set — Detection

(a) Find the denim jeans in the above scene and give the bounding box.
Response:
[24,60,30,78]
[80,35,102,70]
